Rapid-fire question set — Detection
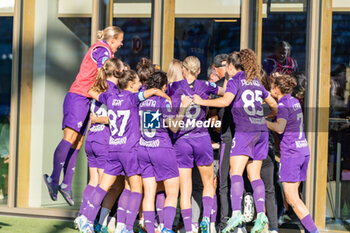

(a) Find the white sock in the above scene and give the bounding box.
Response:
[231,210,241,218]
[115,222,125,233]
[108,216,116,231]
[98,207,111,226]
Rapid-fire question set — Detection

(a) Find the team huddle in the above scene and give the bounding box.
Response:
[42,26,319,233]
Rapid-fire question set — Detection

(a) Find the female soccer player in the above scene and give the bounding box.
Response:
[193,50,277,233]
[167,59,183,84]
[168,56,225,233]
[43,26,124,205]
[77,57,123,217]
[137,57,155,87]
[78,70,171,233]
[266,75,319,233]
[138,71,192,233]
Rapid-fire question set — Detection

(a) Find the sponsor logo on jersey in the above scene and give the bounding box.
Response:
[109,136,127,145]
[139,137,160,147]
[77,121,83,128]
[112,99,124,106]
[295,139,308,148]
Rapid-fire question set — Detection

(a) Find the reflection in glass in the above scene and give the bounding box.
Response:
[113,18,151,69]
[0,16,12,205]
[174,19,240,80]
[113,0,152,69]
[326,11,350,231]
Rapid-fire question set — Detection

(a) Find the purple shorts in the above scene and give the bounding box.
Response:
[230,131,268,160]
[104,148,140,177]
[84,141,108,169]
[174,134,213,168]
[279,155,310,182]
[62,92,91,135]
[138,147,179,181]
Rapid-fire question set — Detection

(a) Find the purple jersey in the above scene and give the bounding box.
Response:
[92,40,110,68]
[277,94,310,158]
[86,81,118,145]
[99,90,144,152]
[139,96,174,148]
[226,71,269,132]
[170,79,218,138]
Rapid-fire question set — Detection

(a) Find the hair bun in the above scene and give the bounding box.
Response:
[97,30,104,40]
[113,70,122,79]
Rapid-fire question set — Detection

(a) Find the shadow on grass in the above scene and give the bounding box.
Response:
[47,221,76,233]
[0,222,11,230]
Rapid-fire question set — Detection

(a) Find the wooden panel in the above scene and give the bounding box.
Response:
[161,0,175,72]
[240,0,249,49]
[151,0,162,66]
[314,0,332,229]
[7,0,22,209]
[106,0,113,26]
[304,0,320,217]
[17,0,36,208]
[255,0,263,64]
[91,0,99,45]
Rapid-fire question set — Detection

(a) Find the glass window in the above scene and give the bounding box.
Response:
[326,2,350,230]
[0,0,14,206]
[28,0,91,209]
[174,0,241,80]
[261,0,309,229]
[113,0,152,69]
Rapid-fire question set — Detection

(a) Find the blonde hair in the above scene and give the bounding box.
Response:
[183,56,200,77]
[97,26,123,41]
[167,59,183,83]
[91,58,124,93]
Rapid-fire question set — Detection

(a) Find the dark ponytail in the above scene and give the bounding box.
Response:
[118,70,138,90]
[137,57,155,84]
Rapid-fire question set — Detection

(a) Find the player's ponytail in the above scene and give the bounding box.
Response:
[227,51,242,70]
[183,56,200,77]
[137,57,155,84]
[91,58,123,93]
[118,70,138,90]
[274,74,297,94]
[97,26,123,41]
[239,49,260,83]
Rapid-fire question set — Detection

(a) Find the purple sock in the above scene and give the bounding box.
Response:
[210,195,217,223]
[251,179,265,213]
[125,192,142,231]
[230,175,244,211]
[85,185,107,222]
[117,189,131,223]
[50,140,72,186]
[79,184,95,215]
[301,214,317,232]
[163,206,176,230]
[61,148,79,190]
[181,208,192,232]
[202,196,213,218]
[156,191,166,224]
[144,211,155,233]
